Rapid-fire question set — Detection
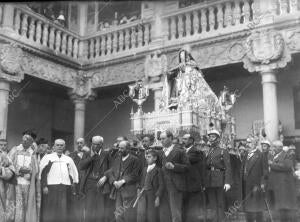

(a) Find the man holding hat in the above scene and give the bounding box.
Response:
[241,137,268,222]
[205,129,232,222]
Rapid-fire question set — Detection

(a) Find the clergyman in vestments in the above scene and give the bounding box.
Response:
[10,133,39,222]
[39,139,78,222]
[0,139,16,222]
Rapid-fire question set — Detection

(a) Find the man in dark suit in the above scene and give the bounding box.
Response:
[182,134,205,222]
[267,140,297,222]
[69,138,90,222]
[205,129,232,222]
[241,138,268,222]
[159,131,189,222]
[105,140,142,222]
[79,136,110,222]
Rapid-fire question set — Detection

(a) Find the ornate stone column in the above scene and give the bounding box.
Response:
[243,30,291,141]
[0,44,24,139]
[145,50,167,111]
[69,72,96,147]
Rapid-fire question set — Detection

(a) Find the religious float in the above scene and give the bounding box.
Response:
[129,49,237,146]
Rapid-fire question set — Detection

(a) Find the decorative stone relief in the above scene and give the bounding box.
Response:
[89,59,145,88]
[286,29,300,52]
[243,29,291,72]
[145,50,167,83]
[0,43,24,82]
[68,71,96,102]
[21,51,77,88]
[166,40,249,71]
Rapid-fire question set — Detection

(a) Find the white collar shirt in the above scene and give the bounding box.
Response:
[122,153,130,162]
[147,163,156,173]
[163,144,174,157]
[186,145,193,153]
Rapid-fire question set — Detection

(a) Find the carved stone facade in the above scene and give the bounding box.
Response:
[89,58,145,88]
[0,43,24,82]
[21,52,77,88]
[68,71,96,102]
[243,29,291,72]
[145,50,167,83]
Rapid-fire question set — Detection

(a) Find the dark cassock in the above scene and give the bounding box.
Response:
[183,143,206,222]
[159,132,189,222]
[241,147,268,222]
[39,149,78,222]
[69,149,86,222]
[205,130,232,222]
[267,149,297,222]
[105,141,142,222]
[225,150,242,211]
[79,149,110,222]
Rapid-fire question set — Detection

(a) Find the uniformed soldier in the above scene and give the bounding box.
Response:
[205,129,232,222]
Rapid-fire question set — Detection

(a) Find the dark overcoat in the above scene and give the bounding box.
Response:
[185,145,205,192]
[240,149,267,212]
[105,154,142,198]
[267,151,297,210]
[79,151,111,195]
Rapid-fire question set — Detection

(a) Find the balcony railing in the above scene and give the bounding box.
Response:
[274,0,300,15]
[0,1,299,68]
[82,19,152,62]
[11,5,80,61]
[163,0,254,43]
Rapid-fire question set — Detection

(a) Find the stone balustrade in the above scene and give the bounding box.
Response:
[163,0,254,43]
[273,0,300,15]
[83,19,152,62]
[0,1,299,68]
[11,5,80,60]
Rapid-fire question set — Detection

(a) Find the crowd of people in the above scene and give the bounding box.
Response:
[0,128,299,222]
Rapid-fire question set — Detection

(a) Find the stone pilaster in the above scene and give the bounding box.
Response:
[243,29,291,142]
[145,50,167,111]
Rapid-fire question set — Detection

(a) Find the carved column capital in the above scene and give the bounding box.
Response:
[243,29,291,73]
[0,43,25,83]
[69,71,96,103]
[145,50,167,83]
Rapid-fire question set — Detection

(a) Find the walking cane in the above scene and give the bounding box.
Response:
[202,188,207,222]
[263,190,274,222]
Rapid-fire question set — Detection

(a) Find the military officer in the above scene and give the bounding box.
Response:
[205,129,232,222]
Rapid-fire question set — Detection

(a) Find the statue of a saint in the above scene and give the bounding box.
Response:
[161,49,218,111]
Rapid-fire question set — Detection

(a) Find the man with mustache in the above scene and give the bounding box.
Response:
[105,140,142,222]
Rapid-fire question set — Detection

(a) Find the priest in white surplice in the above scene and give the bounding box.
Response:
[39,139,78,222]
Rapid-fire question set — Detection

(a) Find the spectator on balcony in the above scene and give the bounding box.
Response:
[98,21,105,31]
[56,10,66,27]
[120,14,129,25]
[104,21,110,29]
[43,4,56,21]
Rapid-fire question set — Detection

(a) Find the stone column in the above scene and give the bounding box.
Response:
[72,97,86,143]
[69,72,95,148]
[0,44,25,139]
[243,30,291,142]
[0,80,10,139]
[261,69,279,141]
